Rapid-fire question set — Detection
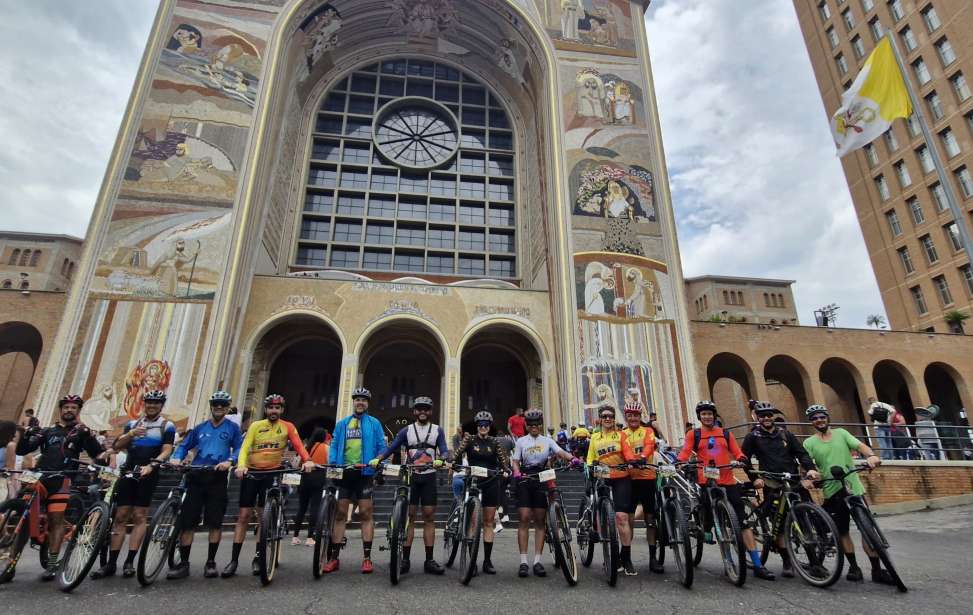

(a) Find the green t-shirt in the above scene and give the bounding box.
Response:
[344,417,362,465]
[803,428,866,499]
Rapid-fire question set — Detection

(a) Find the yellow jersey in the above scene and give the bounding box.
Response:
[623,426,657,480]
[238,419,309,470]
[586,430,635,479]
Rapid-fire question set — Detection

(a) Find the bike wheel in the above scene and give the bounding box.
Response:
[0,499,29,583]
[577,501,595,567]
[58,501,111,592]
[444,500,461,568]
[459,498,482,585]
[137,496,180,586]
[743,499,770,567]
[312,493,336,579]
[713,498,746,587]
[850,505,907,592]
[388,497,407,586]
[258,496,282,586]
[598,498,619,587]
[549,498,579,586]
[665,498,693,589]
[689,507,704,567]
[785,502,843,588]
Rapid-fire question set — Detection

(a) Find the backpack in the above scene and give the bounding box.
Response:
[692,427,729,453]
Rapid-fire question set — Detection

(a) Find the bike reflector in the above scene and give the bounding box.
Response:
[593,465,612,479]
[703,466,720,480]
[282,473,302,486]
[383,464,402,477]
[469,466,489,478]
[538,469,556,482]
[658,464,677,477]
[19,470,40,484]
[326,467,344,480]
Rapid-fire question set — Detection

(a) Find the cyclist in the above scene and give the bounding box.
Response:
[92,389,175,579]
[622,402,664,574]
[571,426,590,461]
[15,394,110,580]
[676,400,775,580]
[802,404,892,585]
[587,403,638,575]
[448,410,510,574]
[166,390,243,579]
[510,408,579,578]
[369,396,450,575]
[323,387,385,575]
[741,400,820,578]
[223,393,314,577]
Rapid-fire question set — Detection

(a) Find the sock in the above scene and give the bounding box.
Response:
[749,549,763,568]
[621,545,632,564]
[363,541,372,559]
[108,549,120,566]
[520,553,528,565]
[207,542,219,562]
[425,545,434,561]
[533,553,542,565]
[780,550,791,568]
[231,542,242,563]
[483,541,493,562]
[403,546,411,561]
[179,545,191,563]
[868,556,882,571]
[125,549,137,565]
[846,552,859,570]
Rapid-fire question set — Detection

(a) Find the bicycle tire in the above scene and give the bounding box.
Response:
[665,498,693,589]
[312,492,336,579]
[689,507,704,567]
[598,497,619,587]
[713,498,746,587]
[786,502,843,588]
[389,497,408,586]
[258,496,282,586]
[577,500,595,567]
[548,498,579,586]
[850,504,907,593]
[137,496,180,586]
[58,500,111,593]
[444,500,461,568]
[0,498,29,583]
[460,497,482,585]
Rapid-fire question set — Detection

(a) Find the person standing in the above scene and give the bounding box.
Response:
[621,404,664,573]
[507,407,527,439]
[867,398,897,460]
[18,408,39,430]
[292,428,330,545]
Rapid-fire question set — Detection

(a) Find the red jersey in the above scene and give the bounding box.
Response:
[677,426,744,487]
[507,414,526,438]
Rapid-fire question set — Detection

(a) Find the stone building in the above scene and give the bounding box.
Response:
[685,275,799,325]
[0,231,82,293]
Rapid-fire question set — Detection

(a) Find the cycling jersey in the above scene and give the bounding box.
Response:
[452,434,510,471]
[676,426,744,487]
[513,434,565,469]
[120,415,176,469]
[16,423,104,471]
[741,426,814,475]
[380,422,449,474]
[238,419,309,470]
[172,418,242,466]
[586,430,636,479]
[623,426,657,480]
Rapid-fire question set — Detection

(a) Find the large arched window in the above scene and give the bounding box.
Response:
[295,58,517,279]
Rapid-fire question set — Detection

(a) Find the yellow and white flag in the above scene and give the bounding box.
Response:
[831,37,912,157]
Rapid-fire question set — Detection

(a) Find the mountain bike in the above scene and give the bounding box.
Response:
[821,465,907,592]
[450,464,504,585]
[653,462,694,588]
[575,462,622,586]
[443,494,462,568]
[745,469,843,587]
[520,466,579,586]
[245,466,301,586]
[311,464,362,579]
[681,461,747,587]
[380,463,443,586]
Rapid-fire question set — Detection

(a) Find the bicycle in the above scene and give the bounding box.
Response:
[443,493,462,568]
[680,461,747,586]
[653,462,694,588]
[575,462,623,586]
[379,463,444,586]
[0,468,88,583]
[745,469,843,587]
[519,466,580,586]
[136,463,224,586]
[821,465,907,593]
[310,463,362,579]
[243,466,301,586]
[450,464,504,585]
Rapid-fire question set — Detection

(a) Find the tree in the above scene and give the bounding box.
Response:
[944,310,969,334]
[866,314,886,329]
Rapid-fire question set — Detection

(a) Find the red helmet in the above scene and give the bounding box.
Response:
[623,402,643,416]
[263,394,286,407]
[58,394,84,408]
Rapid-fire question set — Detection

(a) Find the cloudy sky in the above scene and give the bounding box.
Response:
[0,0,884,328]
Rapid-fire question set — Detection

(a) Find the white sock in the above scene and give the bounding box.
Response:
[533,554,542,565]
[520,553,528,565]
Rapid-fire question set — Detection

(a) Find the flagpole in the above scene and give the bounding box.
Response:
[883,30,973,269]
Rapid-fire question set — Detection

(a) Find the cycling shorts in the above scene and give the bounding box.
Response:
[116,471,161,508]
[409,472,438,507]
[607,477,633,513]
[238,471,278,508]
[515,477,549,510]
[336,469,374,502]
[628,478,658,517]
[178,470,229,530]
[822,493,851,535]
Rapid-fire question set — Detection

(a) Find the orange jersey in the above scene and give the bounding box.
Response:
[308,441,330,465]
[623,426,657,480]
[238,419,309,470]
[586,430,636,479]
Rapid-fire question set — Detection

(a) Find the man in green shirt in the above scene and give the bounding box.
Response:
[803,404,895,585]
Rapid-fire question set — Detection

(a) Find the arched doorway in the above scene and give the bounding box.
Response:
[764,355,810,422]
[705,353,755,427]
[459,324,541,433]
[0,322,43,421]
[249,315,343,437]
[819,358,866,426]
[924,362,970,458]
[359,319,446,438]
[872,360,917,423]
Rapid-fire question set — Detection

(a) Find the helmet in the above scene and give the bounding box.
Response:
[572,427,590,439]
[805,404,830,421]
[412,396,433,409]
[524,408,544,424]
[351,387,371,400]
[209,390,232,405]
[623,402,643,416]
[474,411,494,424]
[143,389,167,403]
[753,401,777,416]
[264,394,286,407]
[747,399,758,411]
[58,394,84,408]
[695,400,717,417]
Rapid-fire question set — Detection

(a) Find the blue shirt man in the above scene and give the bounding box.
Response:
[173,418,243,466]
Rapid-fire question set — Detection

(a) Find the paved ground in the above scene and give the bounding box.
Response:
[2,505,972,614]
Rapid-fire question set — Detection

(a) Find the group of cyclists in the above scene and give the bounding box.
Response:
[0,383,903,591]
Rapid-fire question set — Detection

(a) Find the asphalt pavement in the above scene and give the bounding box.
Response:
[2,505,972,615]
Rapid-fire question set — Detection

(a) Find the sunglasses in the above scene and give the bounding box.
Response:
[526,421,542,427]
[476,421,491,428]
[810,415,828,421]
[211,402,230,408]
[600,414,614,420]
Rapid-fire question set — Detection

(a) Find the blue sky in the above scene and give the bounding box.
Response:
[0,0,885,328]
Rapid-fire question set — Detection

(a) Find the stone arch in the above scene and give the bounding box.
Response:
[705,352,756,428]
[764,354,811,423]
[0,321,44,420]
[818,357,867,425]
[872,359,919,423]
[924,361,971,436]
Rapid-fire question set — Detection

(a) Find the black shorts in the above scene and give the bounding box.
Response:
[823,494,852,535]
[336,469,374,502]
[177,470,228,530]
[478,478,502,508]
[116,471,160,508]
[515,477,549,510]
[238,473,277,508]
[608,477,632,513]
[410,472,438,507]
[629,479,658,517]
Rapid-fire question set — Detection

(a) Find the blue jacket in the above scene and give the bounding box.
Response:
[329,412,386,476]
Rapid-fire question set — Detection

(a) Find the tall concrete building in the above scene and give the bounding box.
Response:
[794,0,973,333]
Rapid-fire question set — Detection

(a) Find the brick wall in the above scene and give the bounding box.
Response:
[862,462,973,505]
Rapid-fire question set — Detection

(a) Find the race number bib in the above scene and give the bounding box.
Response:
[538,469,557,482]
[657,464,677,478]
[703,466,720,480]
[383,464,402,477]
[19,470,41,484]
[326,467,344,480]
[282,473,302,486]
[592,465,612,479]
[469,466,489,478]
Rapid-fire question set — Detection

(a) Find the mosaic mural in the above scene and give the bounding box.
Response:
[547,0,637,54]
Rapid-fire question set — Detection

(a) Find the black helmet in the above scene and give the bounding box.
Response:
[753,401,777,416]
[412,396,433,409]
[695,400,717,417]
[474,411,493,424]
[524,408,543,424]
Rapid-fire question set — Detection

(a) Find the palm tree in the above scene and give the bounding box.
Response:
[866,314,886,329]
[944,310,969,334]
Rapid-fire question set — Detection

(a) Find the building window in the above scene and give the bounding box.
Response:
[884,129,898,152]
[862,0,874,10]
[836,53,849,75]
[885,209,902,235]
[18,250,30,266]
[868,16,884,41]
[827,26,839,48]
[960,264,973,296]
[921,5,941,32]
[931,182,949,211]
[907,197,924,224]
[7,249,19,265]
[362,249,392,270]
[365,222,394,245]
[842,8,855,30]
[67,262,74,279]
[917,146,934,174]
[300,219,331,241]
[907,114,921,136]
[330,247,361,269]
[951,72,971,102]
[941,128,961,158]
[900,25,918,52]
[864,143,879,166]
[887,0,905,21]
[933,275,954,306]
[911,285,929,314]
[894,160,912,187]
[920,233,939,263]
[935,37,956,67]
[777,294,786,307]
[851,35,866,59]
[956,167,973,198]
[819,1,832,21]
[722,290,729,304]
[925,91,944,120]
[913,58,932,85]
[876,175,891,200]
[944,222,963,251]
[898,246,916,274]
[296,247,327,266]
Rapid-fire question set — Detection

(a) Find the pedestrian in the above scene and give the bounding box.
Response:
[867,397,897,460]
[451,426,464,452]
[507,407,526,439]
[293,428,330,545]
[19,408,39,429]
[225,405,242,428]
[0,420,18,499]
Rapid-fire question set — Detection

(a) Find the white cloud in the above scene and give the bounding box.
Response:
[646,0,886,328]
